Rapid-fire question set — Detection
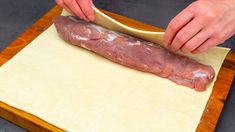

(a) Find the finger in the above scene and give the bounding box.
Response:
[193,27,235,54]
[55,0,64,6]
[193,16,235,54]
[64,0,88,21]
[169,17,203,52]
[89,0,95,6]
[192,38,218,54]
[180,27,213,53]
[163,8,194,47]
[63,5,75,15]
[76,0,95,21]
[55,0,75,15]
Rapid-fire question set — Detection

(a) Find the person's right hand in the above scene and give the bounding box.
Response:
[56,0,95,21]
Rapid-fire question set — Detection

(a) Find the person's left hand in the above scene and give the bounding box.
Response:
[163,0,235,53]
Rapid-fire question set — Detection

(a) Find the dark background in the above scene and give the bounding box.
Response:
[0,0,234,131]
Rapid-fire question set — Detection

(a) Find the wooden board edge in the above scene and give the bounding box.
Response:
[196,66,235,131]
[0,5,64,131]
[0,101,63,132]
[0,5,61,66]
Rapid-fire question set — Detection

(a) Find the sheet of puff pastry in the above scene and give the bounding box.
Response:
[92,6,164,45]
[0,10,230,131]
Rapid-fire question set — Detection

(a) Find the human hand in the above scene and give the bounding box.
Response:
[163,0,235,53]
[56,0,95,21]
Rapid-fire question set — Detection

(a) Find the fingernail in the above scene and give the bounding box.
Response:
[88,15,95,21]
[84,18,89,22]
[170,47,177,52]
[163,42,170,48]
[163,44,166,47]
[191,51,198,54]
[181,49,188,53]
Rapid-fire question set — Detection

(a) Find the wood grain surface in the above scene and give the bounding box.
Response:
[0,5,234,132]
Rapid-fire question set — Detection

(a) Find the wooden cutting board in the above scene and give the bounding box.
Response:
[0,5,234,132]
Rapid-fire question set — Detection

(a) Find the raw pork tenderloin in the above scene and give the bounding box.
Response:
[54,16,215,91]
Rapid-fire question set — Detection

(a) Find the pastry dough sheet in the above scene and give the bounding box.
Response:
[0,14,229,131]
[92,7,164,45]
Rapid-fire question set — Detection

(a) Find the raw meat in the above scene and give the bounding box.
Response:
[54,16,215,91]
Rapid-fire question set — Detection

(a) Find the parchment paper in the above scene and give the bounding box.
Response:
[0,12,229,131]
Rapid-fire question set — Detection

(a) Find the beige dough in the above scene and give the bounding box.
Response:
[92,6,164,45]
[0,10,229,131]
